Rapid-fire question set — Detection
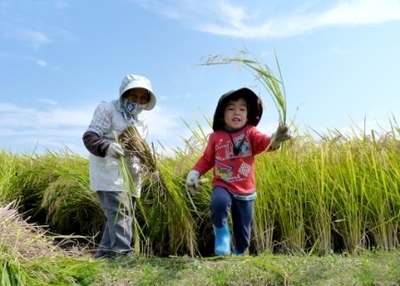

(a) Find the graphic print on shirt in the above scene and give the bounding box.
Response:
[229,133,251,157]
[213,132,254,183]
[215,163,233,181]
[238,161,251,177]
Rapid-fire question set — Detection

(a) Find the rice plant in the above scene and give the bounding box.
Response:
[0,201,101,285]
[117,126,199,256]
[0,150,19,203]
[2,149,104,237]
[2,118,400,257]
[201,46,288,125]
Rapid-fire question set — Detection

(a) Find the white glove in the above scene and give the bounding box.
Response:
[106,143,124,158]
[270,124,292,149]
[185,170,200,196]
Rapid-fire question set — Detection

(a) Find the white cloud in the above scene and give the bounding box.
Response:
[37,99,58,105]
[0,52,50,67]
[321,0,400,25]
[0,103,93,155]
[3,28,51,49]
[134,0,181,19]
[0,102,192,156]
[138,0,400,39]
[0,103,93,128]
[35,59,47,67]
[0,0,78,52]
[207,0,400,38]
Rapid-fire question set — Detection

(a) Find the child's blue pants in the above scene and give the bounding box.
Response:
[210,186,254,254]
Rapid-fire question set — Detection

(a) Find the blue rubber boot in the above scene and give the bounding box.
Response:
[213,224,231,256]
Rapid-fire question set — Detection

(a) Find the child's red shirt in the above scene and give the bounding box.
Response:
[193,125,274,195]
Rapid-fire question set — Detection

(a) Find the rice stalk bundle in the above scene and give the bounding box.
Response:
[117,126,199,256]
[119,125,157,173]
[117,125,166,201]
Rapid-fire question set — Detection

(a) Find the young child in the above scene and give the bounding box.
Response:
[82,74,156,259]
[185,87,291,256]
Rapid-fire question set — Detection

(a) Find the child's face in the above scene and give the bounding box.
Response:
[124,88,149,105]
[223,98,248,130]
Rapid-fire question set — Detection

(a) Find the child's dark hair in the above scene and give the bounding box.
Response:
[222,93,251,113]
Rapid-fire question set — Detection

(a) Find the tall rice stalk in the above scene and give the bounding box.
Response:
[117,126,198,256]
[0,150,19,202]
[3,149,103,237]
[305,142,334,255]
[202,47,288,125]
[4,116,400,257]
[357,130,400,250]
[41,174,104,236]
[257,151,307,255]
[1,150,102,236]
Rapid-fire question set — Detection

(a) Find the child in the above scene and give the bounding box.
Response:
[185,87,291,256]
[82,74,156,259]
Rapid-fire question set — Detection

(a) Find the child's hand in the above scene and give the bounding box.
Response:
[185,170,200,196]
[107,143,124,158]
[271,124,292,149]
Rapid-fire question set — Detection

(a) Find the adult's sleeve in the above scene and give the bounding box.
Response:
[82,131,110,157]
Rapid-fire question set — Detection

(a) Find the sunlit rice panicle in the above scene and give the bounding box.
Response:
[117,126,199,256]
[119,125,157,174]
[117,125,168,198]
[201,47,288,125]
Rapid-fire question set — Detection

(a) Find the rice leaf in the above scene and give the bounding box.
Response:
[201,47,287,124]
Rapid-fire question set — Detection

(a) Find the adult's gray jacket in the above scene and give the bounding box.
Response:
[83,101,147,197]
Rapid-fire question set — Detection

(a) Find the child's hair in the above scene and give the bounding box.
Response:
[223,94,251,113]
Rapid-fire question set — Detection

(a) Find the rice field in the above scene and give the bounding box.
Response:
[2,119,400,257]
[2,119,400,284]
[2,51,400,284]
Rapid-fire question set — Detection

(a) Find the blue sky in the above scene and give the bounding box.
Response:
[1,0,400,157]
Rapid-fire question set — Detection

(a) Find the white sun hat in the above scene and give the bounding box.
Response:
[119,74,156,111]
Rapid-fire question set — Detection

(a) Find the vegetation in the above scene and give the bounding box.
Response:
[202,47,288,124]
[90,251,400,285]
[1,50,400,284]
[0,201,101,285]
[1,118,400,284]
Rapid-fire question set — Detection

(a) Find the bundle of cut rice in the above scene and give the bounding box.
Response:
[118,125,162,189]
[119,125,157,172]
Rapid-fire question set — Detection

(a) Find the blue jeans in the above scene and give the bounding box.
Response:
[96,191,134,256]
[210,186,254,254]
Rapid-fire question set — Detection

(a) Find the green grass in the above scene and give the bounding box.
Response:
[0,201,101,286]
[3,48,400,285]
[90,250,400,285]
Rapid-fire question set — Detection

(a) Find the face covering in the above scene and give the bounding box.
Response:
[124,99,145,116]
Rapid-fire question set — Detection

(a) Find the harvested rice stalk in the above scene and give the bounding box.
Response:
[201,47,299,151]
[117,125,167,197]
[119,125,157,173]
[201,47,289,125]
